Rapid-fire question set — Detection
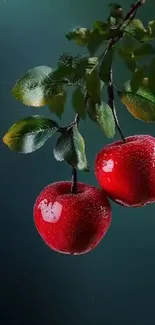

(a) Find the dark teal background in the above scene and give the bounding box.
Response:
[1,0,155,324]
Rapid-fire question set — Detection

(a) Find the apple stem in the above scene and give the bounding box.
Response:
[108,68,126,143]
[71,168,77,194]
[71,114,79,194]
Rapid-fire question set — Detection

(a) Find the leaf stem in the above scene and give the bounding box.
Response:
[58,113,80,132]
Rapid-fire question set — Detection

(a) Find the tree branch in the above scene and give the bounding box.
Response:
[119,0,146,28]
[60,0,147,188]
[101,0,146,142]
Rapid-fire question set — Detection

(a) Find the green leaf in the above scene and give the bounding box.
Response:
[3,115,59,153]
[84,56,99,75]
[148,21,155,37]
[108,4,124,27]
[122,33,137,50]
[148,57,155,93]
[48,91,67,119]
[66,23,109,55]
[92,21,121,38]
[125,20,155,42]
[56,53,98,84]
[122,57,137,72]
[87,29,105,55]
[66,28,91,46]
[130,68,145,93]
[53,125,89,171]
[56,53,83,83]
[116,34,137,72]
[133,43,155,59]
[85,97,96,117]
[87,23,120,55]
[124,19,147,41]
[93,21,110,33]
[12,66,64,107]
[118,40,154,70]
[108,3,123,16]
[86,67,103,104]
[69,55,99,82]
[117,34,136,55]
[87,101,115,138]
[117,49,136,72]
[142,21,155,41]
[99,48,114,83]
[87,22,114,55]
[118,80,155,122]
[72,87,86,120]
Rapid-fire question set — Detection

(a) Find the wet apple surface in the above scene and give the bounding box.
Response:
[95,135,155,207]
[33,181,112,255]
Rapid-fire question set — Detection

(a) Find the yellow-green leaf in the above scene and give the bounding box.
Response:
[3,115,59,153]
[66,28,91,46]
[142,21,155,41]
[93,21,110,33]
[118,80,155,122]
[124,19,147,41]
[12,66,64,107]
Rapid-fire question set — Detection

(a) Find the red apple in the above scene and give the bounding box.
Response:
[95,134,155,207]
[33,181,112,255]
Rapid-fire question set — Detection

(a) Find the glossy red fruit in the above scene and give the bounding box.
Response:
[33,181,111,255]
[95,134,155,208]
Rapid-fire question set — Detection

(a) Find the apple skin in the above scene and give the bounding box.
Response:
[33,181,112,255]
[95,134,155,208]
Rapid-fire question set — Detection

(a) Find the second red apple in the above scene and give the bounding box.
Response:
[95,134,155,207]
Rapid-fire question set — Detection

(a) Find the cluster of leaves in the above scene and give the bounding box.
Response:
[3,2,155,171]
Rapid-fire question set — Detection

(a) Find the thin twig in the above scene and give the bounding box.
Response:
[101,0,146,60]
[119,0,146,29]
[108,68,126,142]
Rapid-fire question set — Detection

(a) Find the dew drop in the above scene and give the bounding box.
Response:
[102,159,114,173]
[38,199,62,223]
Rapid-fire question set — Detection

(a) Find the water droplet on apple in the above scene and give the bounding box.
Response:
[102,159,114,173]
[38,199,62,223]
